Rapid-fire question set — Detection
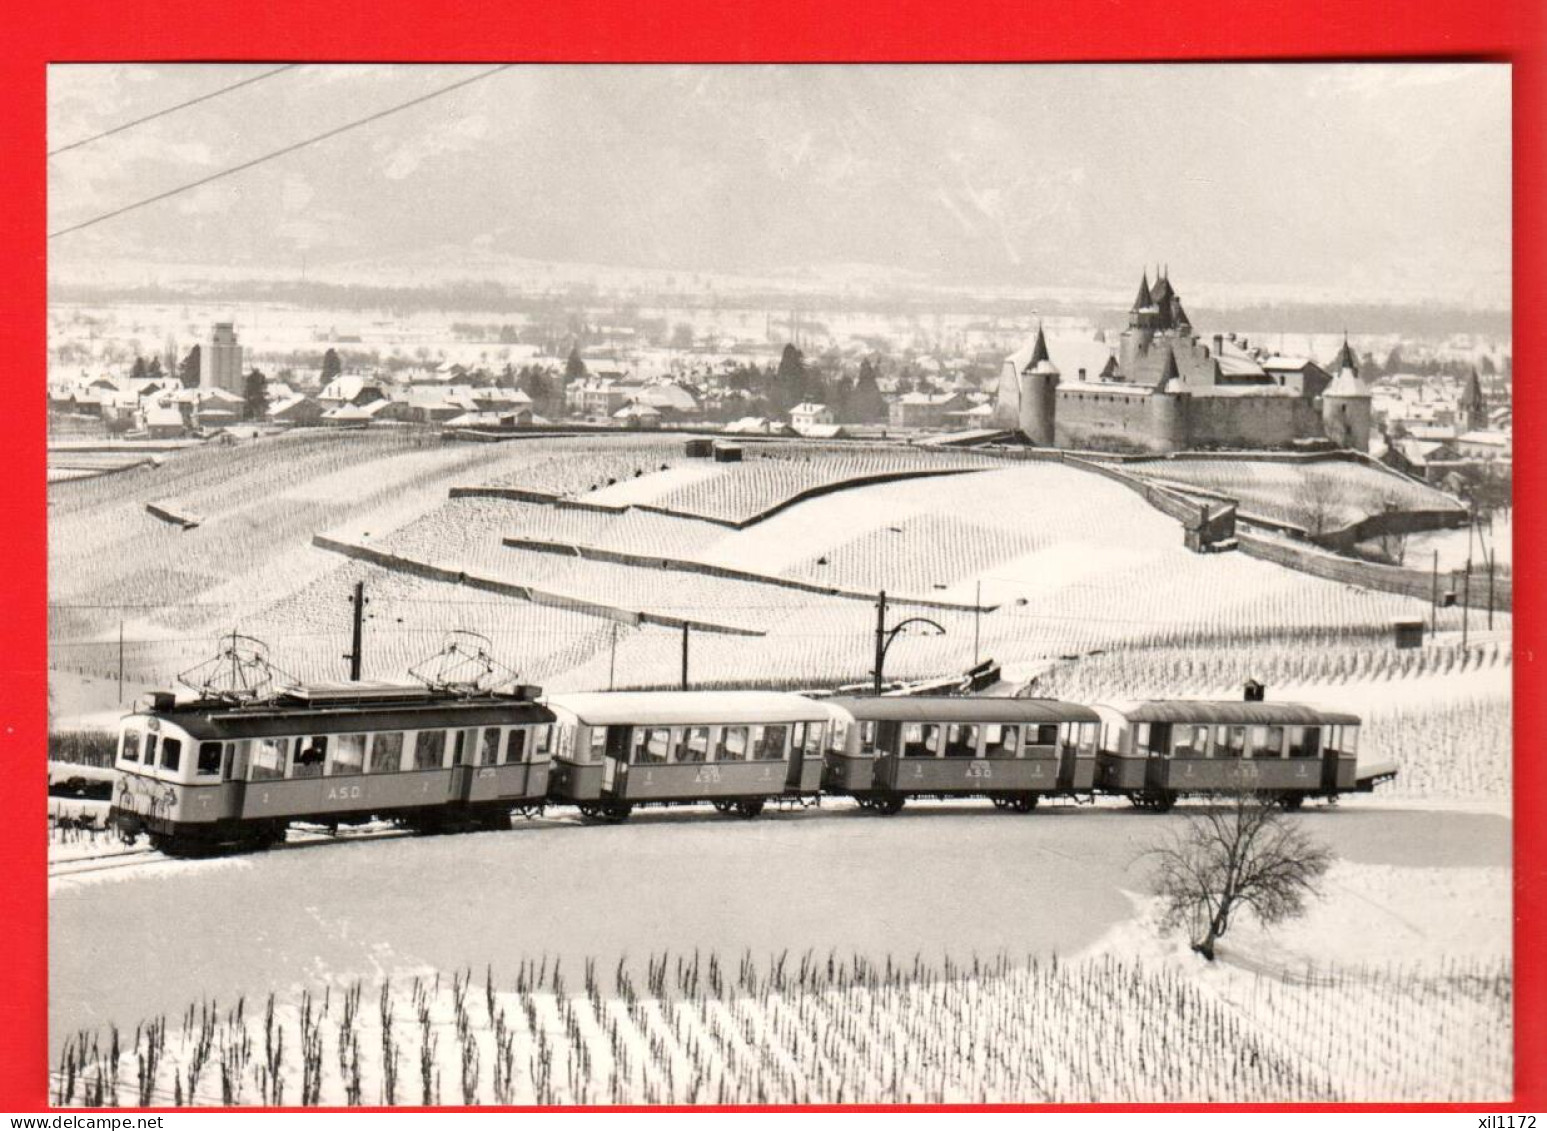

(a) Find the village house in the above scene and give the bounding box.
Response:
[789,402,835,430]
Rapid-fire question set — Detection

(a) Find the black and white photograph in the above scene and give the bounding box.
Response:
[45,62,1512,1106]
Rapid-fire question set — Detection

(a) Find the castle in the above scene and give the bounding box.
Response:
[995,268,1372,453]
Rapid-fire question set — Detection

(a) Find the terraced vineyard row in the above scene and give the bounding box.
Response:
[1119,457,1462,532]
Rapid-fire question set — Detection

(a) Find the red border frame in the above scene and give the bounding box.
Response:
[4,0,1542,1112]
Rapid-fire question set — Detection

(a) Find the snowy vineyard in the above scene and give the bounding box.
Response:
[53,951,1511,1107]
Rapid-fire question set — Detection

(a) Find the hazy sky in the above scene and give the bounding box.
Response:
[47,63,1512,306]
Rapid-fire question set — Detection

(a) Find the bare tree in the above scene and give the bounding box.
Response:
[1147,793,1333,961]
[1298,469,1351,540]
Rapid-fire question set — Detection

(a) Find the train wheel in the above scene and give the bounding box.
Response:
[875,796,906,816]
[1009,794,1039,814]
[711,800,736,814]
[600,802,632,823]
[732,799,765,820]
[1278,793,1305,812]
[477,808,513,832]
[990,797,1011,810]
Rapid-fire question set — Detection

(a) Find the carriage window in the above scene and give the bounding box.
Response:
[1173,725,1209,757]
[1146,723,1173,756]
[251,737,287,781]
[944,724,979,758]
[371,732,404,773]
[415,730,447,769]
[294,736,327,778]
[1081,723,1099,752]
[1135,723,1151,750]
[532,725,553,757]
[718,726,748,762]
[634,728,671,765]
[480,727,504,767]
[452,729,482,767]
[331,733,367,775]
[1215,726,1245,758]
[160,737,182,773]
[1033,724,1059,747]
[828,720,848,753]
[1288,726,1321,758]
[1255,726,1285,759]
[120,729,141,763]
[197,741,223,777]
[903,723,937,758]
[754,725,788,761]
[1341,727,1360,755]
[589,728,609,763]
[504,729,527,765]
[678,727,710,763]
[860,721,877,753]
[803,723,825,755]
[984,724,1019,758]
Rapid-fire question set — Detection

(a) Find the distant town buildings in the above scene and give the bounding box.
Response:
[200,322,244,395]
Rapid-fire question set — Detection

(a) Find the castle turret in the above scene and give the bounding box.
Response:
[1018,324,1060,445]
[1147,344,1188,453]
[1321,335,1371,451]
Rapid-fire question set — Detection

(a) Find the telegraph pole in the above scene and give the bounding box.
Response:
[1430,551,1438,633]
[1462,565,1471,649]
[874,590,888,696]
[608,622,619,691]
[681,623,690,691]
[1488,550,1496,630]
[117,620,124,705]
[973,580,982,667]
[344,581,366,680]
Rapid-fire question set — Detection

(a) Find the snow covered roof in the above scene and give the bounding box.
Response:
[790,402,828,415]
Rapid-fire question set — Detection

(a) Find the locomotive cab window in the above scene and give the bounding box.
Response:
[197,741,223,777]
[250,737,287,781]
[504,729,527,765]
[120,729,141,764]
[415,730,448,770]
[480,727,504,767]
[160,737,182,773]
[371,732,405,774]
[331,733,366,776]
[143,734,159,769]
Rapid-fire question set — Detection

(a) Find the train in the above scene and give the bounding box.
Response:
[106,680,1397,854]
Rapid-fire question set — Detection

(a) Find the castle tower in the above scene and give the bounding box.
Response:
[1147,343,1189,453]
[1321,335,1371,451]
[1018,324,1060,445]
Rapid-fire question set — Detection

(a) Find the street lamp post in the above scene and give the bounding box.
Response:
[872,589,947,695]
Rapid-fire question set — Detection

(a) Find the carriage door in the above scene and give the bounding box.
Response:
[1143,724,1171,793]
[601,726,631,797]
[1317,726,1338,792]
[785,722,807,793]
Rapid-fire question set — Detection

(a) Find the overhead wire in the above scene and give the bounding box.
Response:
[49,64,513,240]
[48,64,302,157]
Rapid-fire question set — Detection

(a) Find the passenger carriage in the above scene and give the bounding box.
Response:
[820,697,1102,814]
[1091,700,1368,811]
[109,682,555,851]
[544,691,837,821]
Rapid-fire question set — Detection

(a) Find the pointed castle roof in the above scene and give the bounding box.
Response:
[1133,270,1153,311]
[1154,344,1182,392]
[1331,333,1359,375]
[1026,324,1060,376]
[1459,367,1485,408]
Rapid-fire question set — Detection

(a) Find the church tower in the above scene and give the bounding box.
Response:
[1458,368,1488,431]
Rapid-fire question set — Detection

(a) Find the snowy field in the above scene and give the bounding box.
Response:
[49,801,1509,1103]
